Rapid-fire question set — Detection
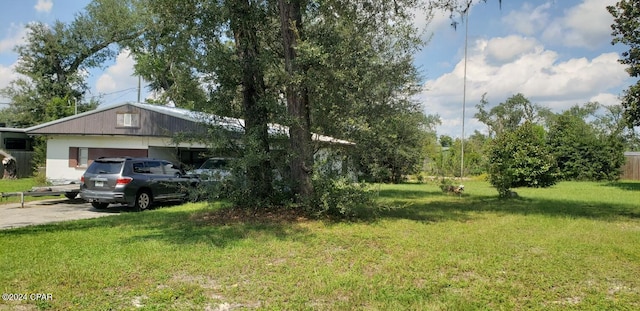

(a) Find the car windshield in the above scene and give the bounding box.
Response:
[199,159,228,170]
[86,161,124,174]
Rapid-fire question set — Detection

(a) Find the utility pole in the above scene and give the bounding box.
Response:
[461,7,469,180]
[68,98,78,115]
[137,75,141,102]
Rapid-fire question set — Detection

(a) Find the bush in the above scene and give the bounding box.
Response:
[438,178,454,192]
[488,122,558,197]
[548,113,625,181]
[308,175,377,219]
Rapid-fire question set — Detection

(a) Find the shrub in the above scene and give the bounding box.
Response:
[308,175,377,219]
[438,178,454,192]
[488,122,558,197]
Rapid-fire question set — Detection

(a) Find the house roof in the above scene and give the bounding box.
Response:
[25,102,353,145]
[0,127,26,133]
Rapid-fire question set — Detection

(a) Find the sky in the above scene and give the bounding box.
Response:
[0,0,635,138]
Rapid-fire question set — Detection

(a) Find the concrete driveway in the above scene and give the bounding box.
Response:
[0,198,124,230]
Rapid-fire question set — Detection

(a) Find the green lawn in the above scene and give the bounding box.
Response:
[0,178,61,204]
[1,180,639,310]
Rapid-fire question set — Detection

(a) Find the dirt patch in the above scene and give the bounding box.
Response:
[191,206,311,225]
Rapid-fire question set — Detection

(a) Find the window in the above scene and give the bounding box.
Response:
[132,162,150,174]
[4,138,29,150]
[116,113,140,128]
[146,161,164,174]
[162,161,182,176]
[69,147,90,167]
[79,148,89,167]
[85,161,124,174]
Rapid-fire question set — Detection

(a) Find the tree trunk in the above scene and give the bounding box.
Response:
[278,0,314,200]
[229,0,273,202]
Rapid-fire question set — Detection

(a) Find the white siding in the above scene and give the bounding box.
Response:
[148,147,180,163]
[45,135,207,182]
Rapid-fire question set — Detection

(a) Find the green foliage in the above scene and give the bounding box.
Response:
[308,175,376,219]
[32,167,49,185]
[475,93,549,138]
[125,0,434,204]
[426,131,489,178]
[439,135,453,147]
[464,131,491,175]
[488,121,558,197]
[0,0,139,127]
[352,110,436,183]
[31,137,48,170]
[438,177,455,192]
[547,110,625,181]
[292,1,433,185]
[609,0,640,126]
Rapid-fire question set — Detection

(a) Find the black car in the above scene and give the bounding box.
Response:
[80,157,197,211]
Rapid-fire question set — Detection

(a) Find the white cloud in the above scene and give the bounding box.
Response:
[420,35,628,137]
[34,0,53,13]
[0,24,28,53]
[502,2,552,36]
[0,64,20,102]
[95,50,137,95]
[484,35,538,64]
[557,0,617,48]
[590,93,620,107]
[505,0,617,49]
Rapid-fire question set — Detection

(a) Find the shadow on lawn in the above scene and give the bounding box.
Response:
[1,204,315,248]
[603,181,640,191]
[129,206,316,247]
[380,192,640,223]
[3,184,638,244]
[375,188,444,199]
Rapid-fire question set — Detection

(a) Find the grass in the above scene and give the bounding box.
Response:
[0,178,62,204]
[1,180,639,310]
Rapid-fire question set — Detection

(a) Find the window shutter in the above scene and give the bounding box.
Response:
[69,147,78,167]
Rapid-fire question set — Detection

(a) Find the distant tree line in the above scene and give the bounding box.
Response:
[423,93,634,197]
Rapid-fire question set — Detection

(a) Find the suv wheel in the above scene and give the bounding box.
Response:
[91,202,109,209]
[135,190,152,211]
[65,192,79,200]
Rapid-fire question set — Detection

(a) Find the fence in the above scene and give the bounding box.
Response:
[621,152,640,180]
[0,151,35,178]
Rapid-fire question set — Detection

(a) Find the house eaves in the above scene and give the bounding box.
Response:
[0,127,26,133]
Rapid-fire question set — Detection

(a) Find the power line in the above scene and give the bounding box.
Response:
[84,87,139,102]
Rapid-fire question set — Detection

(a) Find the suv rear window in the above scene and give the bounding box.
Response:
[86,161,124,174]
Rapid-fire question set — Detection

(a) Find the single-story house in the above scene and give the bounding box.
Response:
[25,102,352,182]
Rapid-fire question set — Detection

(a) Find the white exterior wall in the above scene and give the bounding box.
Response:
[45,135,207,182]
[148,147,180,163]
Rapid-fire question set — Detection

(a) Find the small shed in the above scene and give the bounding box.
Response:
[621,152,640,180]
[0,127,34,178]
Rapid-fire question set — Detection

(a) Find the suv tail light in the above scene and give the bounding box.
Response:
[116,177,133,185]
[80,176,85,183]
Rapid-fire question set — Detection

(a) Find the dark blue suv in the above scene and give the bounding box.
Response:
[80,157,197,211]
